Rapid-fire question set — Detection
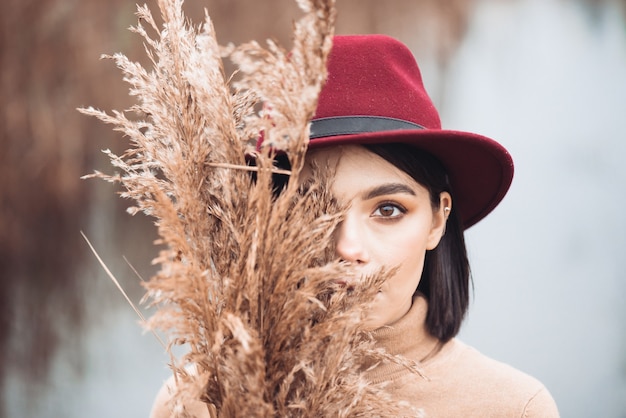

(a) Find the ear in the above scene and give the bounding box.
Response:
[426,192,452,250]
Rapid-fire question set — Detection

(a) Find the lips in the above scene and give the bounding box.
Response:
[333,279,356,292]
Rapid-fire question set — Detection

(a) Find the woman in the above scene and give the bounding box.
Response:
[152,35,559,417]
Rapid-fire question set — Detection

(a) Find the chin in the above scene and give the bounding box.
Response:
[361,313,385,331]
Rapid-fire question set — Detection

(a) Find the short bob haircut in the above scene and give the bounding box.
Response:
[364,143,470,343]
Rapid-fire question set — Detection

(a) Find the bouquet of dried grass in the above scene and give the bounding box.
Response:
[81,0,420,416]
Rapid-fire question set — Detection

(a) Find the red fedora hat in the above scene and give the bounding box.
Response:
[308,34,514,229]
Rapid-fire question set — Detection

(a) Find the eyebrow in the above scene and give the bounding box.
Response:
[362,183,416,200]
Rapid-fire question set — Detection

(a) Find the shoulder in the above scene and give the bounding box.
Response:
[150,374,211,418]
[438,339,560,417]
[523,386,561,418]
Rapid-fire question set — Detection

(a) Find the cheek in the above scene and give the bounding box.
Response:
[392,252,426,287]
[377,224,431,265]
[375,227,430,290]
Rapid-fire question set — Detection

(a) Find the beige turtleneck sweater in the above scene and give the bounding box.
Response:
[151,295,559,417]
[368,295,560,417]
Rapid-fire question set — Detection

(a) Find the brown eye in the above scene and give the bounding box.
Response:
[373,203,405,218]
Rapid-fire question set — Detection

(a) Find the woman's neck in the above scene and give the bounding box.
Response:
[367,294,442,382]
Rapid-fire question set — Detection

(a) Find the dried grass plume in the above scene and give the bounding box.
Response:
[81,0,420,416]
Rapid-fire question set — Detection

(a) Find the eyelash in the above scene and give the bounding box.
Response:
[372,202,407,219]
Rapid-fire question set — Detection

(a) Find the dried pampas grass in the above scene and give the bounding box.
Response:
[81,0,420,416]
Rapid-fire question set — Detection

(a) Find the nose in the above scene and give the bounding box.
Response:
[335,213,369,264]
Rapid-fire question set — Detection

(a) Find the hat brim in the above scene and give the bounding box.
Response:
[307,129,514,229]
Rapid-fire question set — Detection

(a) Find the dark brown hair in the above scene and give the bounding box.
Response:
[364,143,470,342]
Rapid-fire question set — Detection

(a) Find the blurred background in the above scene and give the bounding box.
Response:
[1,0,625,416]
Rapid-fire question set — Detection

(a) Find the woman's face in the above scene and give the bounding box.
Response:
[304,145,450,330]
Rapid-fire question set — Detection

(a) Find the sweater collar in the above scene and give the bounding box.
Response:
[367,293,441,382]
